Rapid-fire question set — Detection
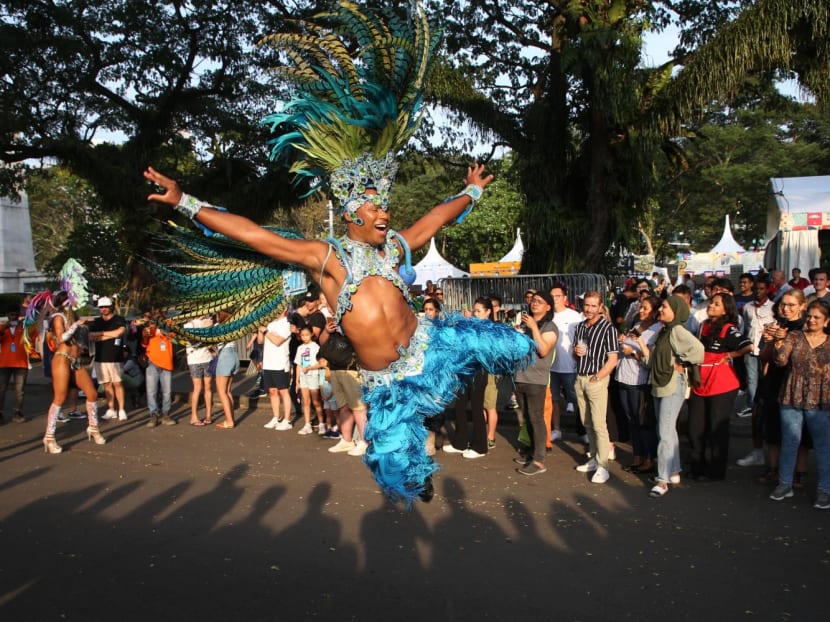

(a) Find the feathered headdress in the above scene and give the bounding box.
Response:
[260,0,441,220]
[23,258,89,347]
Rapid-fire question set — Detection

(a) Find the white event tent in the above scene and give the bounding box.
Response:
[413,237,468,286]
[498,228,525,263]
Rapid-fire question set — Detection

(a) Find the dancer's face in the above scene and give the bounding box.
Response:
[349,190,389,245]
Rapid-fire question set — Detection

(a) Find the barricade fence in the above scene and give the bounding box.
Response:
[440,274,609,314]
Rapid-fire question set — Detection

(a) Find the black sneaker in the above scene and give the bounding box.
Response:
[56,412,71,423]
[518,463,547,476]
[512,455,530,465]
[68,410,86,420]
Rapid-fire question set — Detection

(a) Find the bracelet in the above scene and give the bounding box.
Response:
[176,193,205,219]
[176,194,228,237]
[444,184,485,224]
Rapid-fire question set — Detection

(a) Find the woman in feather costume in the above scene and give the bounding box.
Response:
[24,260,107,453]
[144,1,534,503]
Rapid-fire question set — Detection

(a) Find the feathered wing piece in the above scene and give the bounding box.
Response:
[260,0,441,216]
[145,223,308,344]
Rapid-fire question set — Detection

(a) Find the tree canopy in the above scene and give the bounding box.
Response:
[432,0,829,271]
[2,0,829,290]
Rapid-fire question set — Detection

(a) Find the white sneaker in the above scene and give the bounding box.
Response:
[462,448,486,459]
[275,419,293,431]
[736,407,753,418]
[318,423,327,436]
[736,448,765,467]
[442,444,465,454]
[298,423,313,435]
[550,429,563,442]
[102,409,117,420]
[591,466,610,484]
[576,458,598,473]
[348,439,368,456]
[608,445,616,461]
[329,438,355,453]
[263,417,280,429]
[566,403,574,413]
[118,410,128,421]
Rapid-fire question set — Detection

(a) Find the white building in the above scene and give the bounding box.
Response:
[0,190,47,293]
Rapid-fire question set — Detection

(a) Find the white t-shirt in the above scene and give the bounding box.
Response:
[550,307,584,374]
[184,319,214,365]
[262,317,292,371]
[294,341,320,369]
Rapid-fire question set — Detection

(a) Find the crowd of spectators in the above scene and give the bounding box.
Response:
[1,266,828,509]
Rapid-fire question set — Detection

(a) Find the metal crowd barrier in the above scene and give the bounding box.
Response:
[440,274,609,313]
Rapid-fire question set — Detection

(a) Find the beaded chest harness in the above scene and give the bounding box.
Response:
[326,231,415,325]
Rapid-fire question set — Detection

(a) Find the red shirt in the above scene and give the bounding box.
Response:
[0,322,30,369]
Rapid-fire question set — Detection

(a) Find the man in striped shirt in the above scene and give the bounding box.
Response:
[573,291,619,484]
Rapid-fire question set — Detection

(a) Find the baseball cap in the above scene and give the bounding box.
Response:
[97,296,113,308]
[303,291,317,303]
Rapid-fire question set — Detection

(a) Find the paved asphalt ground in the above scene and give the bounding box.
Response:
[0,363,826,621]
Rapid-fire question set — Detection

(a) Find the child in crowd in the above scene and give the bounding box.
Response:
[293,327,324,435]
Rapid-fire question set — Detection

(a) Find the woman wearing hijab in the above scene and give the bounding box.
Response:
[635,296,704,497]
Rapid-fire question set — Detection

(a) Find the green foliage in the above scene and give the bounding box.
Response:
[0,0,296,291]
[653,94,830,261]
[389,154,523,268]
[26,167,128,296]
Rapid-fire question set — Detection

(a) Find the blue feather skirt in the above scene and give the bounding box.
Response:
[360,315,535,505]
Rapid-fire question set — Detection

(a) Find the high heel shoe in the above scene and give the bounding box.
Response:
[43,435,63,454]
[87,426,107,445]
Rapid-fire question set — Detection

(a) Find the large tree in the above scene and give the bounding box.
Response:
[432,0,829,272]
[0,0,301,268]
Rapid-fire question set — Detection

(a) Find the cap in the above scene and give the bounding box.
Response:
[303,291,317,303]
[97,296,113,308]
[534,291,554,307]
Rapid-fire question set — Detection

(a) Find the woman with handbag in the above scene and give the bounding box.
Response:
[770,300,830,509]
[688,293,753,480]
[616,295,662,474]
[636,296,704,497]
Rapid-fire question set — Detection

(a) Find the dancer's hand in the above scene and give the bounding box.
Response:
[465,163,494,189]
[144,166,183,206]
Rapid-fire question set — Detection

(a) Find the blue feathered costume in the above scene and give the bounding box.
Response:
[361,316,534,503]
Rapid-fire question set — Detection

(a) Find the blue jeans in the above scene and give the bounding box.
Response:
[779,406,830,492]
[146,361,172,415]
[654,374,687,483]
[744,354,760,408]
